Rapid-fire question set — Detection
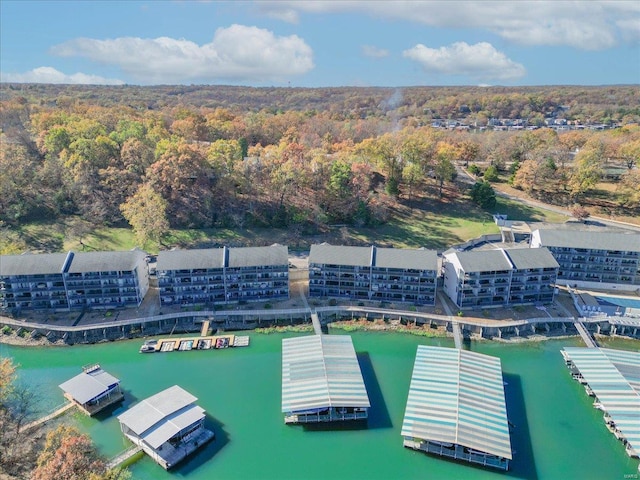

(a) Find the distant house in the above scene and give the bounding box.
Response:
[117,385,214,469]
[59,364,123,416]
[442,248,559,309]
[157,245,289,307]
[308,244,438,305]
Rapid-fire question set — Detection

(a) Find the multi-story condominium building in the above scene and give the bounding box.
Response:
[157,245,289,307]
[0,252,70,311]
[63,251,149,309]
[308,244,438,305]
[0,250,149,312]
[443,248,559,309]
[530,229,640,290]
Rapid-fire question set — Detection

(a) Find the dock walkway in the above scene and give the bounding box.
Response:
[106,445,142,469]
[311,313,322,335]
[452,322,463,349]
[21,402,74,432]
[574,320,598,348]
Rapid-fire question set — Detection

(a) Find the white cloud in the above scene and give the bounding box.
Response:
[0,66,124,85]
[50,24,314,84]
[362,45,389,58]
[259,1,640,50]
[403,42,526,81]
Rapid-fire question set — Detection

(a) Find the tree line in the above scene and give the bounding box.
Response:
[0,87,638,249]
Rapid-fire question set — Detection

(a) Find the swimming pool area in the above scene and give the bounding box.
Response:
[575,291,640,319]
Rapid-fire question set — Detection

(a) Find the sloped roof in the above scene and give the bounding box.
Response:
[562,347,640,456]
[0,253,68,276]
[157,248,224,271]
[309,244,437,270]
[227,244,288,268]
[401,346,512,460]
[282,335,370,414]
[117,385,202,447]
[59,366,120,405]
[448,249,512,273]
[534,229,640,252]
[505,247,559,270]
[66,250,146,273]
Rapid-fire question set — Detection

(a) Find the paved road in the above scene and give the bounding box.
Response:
[456,165,640,232]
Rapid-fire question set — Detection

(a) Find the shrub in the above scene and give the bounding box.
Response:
[470,181,497,209]
[483,165,499,182]
[468,164,481,176]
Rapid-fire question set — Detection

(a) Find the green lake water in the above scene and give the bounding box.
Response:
[2,331,638,480]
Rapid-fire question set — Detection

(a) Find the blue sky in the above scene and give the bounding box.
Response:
[1,0,639,87]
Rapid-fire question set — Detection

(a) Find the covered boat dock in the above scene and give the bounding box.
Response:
[281,335,370,424]
[401,346,512,470]
[58,364,124,416]
[117,385,214,469]
[562,347,640,458]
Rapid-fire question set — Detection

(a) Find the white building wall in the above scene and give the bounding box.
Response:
[442,255,462,306]
[134,255,150,301]
[529,230,543,248]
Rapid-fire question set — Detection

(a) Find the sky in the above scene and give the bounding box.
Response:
[1,0,639,87]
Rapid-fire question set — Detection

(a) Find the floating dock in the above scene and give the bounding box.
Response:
[58,364,124,416]
[142,334,249,353]
[562,347,640,458]
[282,335,370,424]
[401,346,512,471]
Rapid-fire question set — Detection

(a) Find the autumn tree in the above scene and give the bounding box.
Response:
[356,134,402,196]
[569,144,604,201]
[433,142,457,197]
[570,204,590,221]
[145,142,215,227]
[32,425,130,480]
[0,358,41,478]
[619,139,640,170]
[120,184,170,247]
[617,169,640,209]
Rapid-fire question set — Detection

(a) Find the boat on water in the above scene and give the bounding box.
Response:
[139,339,158,353]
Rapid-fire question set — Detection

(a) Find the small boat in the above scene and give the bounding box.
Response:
[139,339,158,353]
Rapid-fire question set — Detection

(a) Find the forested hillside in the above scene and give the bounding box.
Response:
[1,84,638,253]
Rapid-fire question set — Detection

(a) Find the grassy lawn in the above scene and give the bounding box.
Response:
[1,187,572,254]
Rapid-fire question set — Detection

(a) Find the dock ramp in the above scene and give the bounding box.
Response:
[574,320,597,348]
[311,313,322,335]
[452,322,463,349]
[107,445,143,469]
[201,320,210,336]
[21,402,74,432]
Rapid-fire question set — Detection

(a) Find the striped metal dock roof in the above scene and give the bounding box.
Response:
[401,346,512,460]
[562,347,640,454]
[281,335,370,414]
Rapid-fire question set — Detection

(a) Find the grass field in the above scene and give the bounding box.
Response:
[1,187,571,255]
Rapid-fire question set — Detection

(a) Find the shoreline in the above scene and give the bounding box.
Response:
[2,319,637,348]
